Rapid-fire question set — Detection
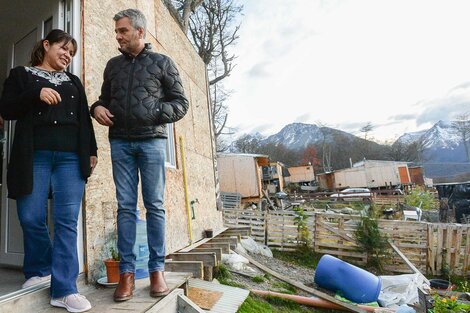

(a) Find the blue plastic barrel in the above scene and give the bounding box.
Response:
[133,216,149,279]
[314,254,381,303]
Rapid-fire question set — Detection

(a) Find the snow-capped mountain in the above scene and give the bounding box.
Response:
[396,120,467,162]
[397,121,461,149]
[260,123,357,149]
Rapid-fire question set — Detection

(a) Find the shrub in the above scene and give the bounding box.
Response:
[405,186,436,210]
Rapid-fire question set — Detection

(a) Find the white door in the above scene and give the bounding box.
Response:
[0,0,80,267]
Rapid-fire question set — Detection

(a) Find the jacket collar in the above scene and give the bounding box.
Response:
[119,43,152,59]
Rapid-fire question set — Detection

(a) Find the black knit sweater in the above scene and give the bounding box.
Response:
[0,66,97,198]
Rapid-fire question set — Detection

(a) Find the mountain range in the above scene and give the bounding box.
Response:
[232,121,470,178]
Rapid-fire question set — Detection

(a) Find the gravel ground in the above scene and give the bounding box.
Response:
[224,250,316,296]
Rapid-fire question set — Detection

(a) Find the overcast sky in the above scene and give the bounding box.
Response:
[224,0,470,143]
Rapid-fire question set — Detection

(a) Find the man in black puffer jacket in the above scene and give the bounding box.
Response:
[90,8,189,302]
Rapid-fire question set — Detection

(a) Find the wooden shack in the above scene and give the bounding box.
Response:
[318,160,412,190]
[286,165,315,184]
[217,153,270,203]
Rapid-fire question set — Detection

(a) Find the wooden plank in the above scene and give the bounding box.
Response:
[178,294,206,313]
[388,241,430,285]
[210,236,239,247]
[169,252,217,267]
[464,229,470,276]
[317,220,355,242]
[179,227,228,252]
[199,243,230,254]
[146,289,182,313]
[166,261,204,280]
[192,248,222,262]
[235,249,367,313]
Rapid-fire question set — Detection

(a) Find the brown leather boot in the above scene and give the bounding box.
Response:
[113,272,135,302]
[149,271,170,297]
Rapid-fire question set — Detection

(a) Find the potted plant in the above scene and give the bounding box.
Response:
[103,246,120,283]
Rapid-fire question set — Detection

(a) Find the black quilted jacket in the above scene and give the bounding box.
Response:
[90,44,189,139]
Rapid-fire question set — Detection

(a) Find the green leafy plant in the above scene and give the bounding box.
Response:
[354,215,389,272]
[109,246,120,261]
[293,207,310,247]
[458,280,470,293]
[405,186,436,210]
[251,275,266,283]
[429,294,470,313]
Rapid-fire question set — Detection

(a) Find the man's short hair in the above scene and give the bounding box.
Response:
[114,9,147,38]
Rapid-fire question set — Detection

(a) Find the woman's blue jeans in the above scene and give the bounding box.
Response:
[110,138,166,274]
[16,150,85,298]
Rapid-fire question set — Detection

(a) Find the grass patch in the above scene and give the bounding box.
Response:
[252,275,266,283]
[272,247,322,269]
[214,264,246,288]
[214,264,231,280]
[271,281,297,295]
[238,294,320,313]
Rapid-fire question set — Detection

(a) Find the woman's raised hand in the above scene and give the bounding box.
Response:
[40,87,62,105]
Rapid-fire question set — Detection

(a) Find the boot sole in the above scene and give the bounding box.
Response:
[113,295,133,302]
[150,288,170,297]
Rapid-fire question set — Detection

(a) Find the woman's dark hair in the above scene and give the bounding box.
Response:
[30,29,77,66]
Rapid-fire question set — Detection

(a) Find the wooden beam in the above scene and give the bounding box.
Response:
[165,261,204,280]
[178,227,228,252]
[199,243,230,253]
[192,248,222,263]
[388,240,430,285]
[210,237,238,249]
[222,229,250,236]
[169,252,217,267]
[236,249,367,313]
[317,220,355,242]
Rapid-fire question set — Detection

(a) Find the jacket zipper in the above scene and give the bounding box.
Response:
[125,57,136,139]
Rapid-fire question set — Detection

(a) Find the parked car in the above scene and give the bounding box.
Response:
[375,188,404,196]
[330,188,372,201]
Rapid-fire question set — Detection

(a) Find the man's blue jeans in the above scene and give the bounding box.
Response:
[110,138,166,274]
[16,151,85,298]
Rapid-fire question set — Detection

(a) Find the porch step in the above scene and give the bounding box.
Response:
[0,272,192,313]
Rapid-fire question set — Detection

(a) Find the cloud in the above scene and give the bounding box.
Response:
[294,113,312,123]
[246,62,271,78]
[389,114,416,122]
[415,82,470,125]
[337,121,369,134]
[250,123,275,134]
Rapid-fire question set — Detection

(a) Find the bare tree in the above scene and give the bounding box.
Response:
[452,112,470,162]
[165,0,243,152]
[389,138,427,163]
[317,122,332,172]
[188,0,242,85]
[210,62,233,151]
[188,0,242,151]
[360,122,374,141]
[163,0,204,33]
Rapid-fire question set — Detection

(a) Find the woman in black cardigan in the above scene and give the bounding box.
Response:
[0,29,97,313]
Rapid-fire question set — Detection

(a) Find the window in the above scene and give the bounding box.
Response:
[43,17,53,36]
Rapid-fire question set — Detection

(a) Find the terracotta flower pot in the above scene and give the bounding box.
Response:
[104,259,120,283]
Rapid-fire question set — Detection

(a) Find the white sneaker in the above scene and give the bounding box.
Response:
[50,294,92,313]
[22,275,51,288]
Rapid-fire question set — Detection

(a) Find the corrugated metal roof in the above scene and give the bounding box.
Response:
[188,278,249,313]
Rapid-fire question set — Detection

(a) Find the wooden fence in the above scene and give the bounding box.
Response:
[222,208,470,276]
